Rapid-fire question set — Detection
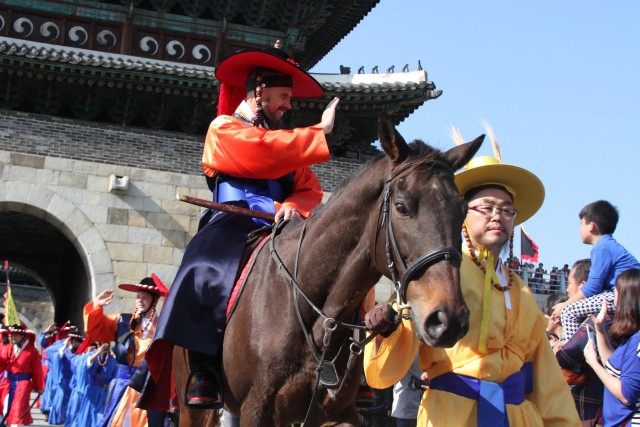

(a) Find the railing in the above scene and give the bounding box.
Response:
[512,269,568,295]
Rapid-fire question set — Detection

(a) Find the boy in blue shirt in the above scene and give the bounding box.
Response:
[553,200,640,339]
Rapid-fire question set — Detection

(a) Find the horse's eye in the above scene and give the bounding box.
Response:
[395,202,409,216]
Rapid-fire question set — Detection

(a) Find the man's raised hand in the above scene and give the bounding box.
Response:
[321,97,340,135]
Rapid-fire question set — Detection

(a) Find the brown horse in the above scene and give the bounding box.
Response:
[177,115,483,426]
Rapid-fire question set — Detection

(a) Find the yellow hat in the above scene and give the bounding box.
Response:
[455,155,545,225]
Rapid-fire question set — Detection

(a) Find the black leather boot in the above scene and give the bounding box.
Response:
[185,350,223,409]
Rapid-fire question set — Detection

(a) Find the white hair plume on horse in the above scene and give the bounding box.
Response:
[480,120,502,162]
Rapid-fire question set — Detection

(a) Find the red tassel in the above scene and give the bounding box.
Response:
[217,83,245,117]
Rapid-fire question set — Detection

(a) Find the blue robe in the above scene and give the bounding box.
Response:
[40,339,64,413]
[47,346,74,424]
[64,352,90,427]
[75,351,117,427]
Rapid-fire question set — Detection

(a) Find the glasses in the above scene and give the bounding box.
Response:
[468,204,518,219]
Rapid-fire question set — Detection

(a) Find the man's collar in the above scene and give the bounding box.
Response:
[237,100,257,123]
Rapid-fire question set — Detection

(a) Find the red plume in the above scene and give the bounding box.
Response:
[76,334,93,355]
[216,82,245,117]
[151,273,169,298]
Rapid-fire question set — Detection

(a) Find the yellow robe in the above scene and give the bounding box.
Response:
[364,255,581,426]
[84,302,157,427]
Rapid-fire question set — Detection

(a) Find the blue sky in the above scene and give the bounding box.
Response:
[311,0,640,270]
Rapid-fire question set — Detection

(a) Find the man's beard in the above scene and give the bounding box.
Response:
[261,108,283,129]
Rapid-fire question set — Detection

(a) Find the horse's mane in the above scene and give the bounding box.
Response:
[314,140,444,214]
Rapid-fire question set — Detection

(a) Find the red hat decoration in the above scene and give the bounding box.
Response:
[118,274,168,298]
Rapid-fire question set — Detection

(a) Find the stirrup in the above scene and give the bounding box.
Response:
[184,364,224,410]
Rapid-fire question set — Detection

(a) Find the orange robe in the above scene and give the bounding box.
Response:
[84,302,156,427]
[202,112,330,217]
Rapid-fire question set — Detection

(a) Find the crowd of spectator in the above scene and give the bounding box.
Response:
[505,258,573,294]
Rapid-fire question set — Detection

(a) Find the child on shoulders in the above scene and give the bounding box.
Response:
[553,200,640,339]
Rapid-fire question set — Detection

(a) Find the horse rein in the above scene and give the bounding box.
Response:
[373,159,462,310]
[269,219,367,424]
[267,157,462,423]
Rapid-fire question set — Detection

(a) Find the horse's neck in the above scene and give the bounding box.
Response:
[301,164,386,320]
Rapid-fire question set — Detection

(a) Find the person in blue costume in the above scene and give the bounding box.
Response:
[80,343,118,427]
[64,340,94,427]
[39,322,77,415]
[47,333,83,425]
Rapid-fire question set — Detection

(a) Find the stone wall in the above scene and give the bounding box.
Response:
[0,109,366,315]
[0,109,366,193]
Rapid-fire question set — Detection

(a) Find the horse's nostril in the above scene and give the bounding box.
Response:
[425,310,448,339]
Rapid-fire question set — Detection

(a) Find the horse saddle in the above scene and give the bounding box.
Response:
[225,226,272,321]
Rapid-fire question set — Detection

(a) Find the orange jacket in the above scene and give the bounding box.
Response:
[202,113,330,217]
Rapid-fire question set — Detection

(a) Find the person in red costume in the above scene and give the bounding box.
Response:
[0,322,9,417]
[0,324,44,426]
[140,43,339,410]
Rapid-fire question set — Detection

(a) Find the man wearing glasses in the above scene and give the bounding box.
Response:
[363,149,580,426]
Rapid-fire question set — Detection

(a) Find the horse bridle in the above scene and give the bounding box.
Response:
[372,159,462,309]
[267,158,463,423]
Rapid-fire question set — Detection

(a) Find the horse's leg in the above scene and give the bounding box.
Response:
[173,345,220,427]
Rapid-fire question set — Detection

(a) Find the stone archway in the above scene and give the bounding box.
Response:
[0,186,114,329]
[0,261,55,336]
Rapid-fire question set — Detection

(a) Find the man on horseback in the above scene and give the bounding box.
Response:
[363,127,581,426]
[139,43,339,410]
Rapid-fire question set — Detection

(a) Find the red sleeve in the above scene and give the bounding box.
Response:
[275,167,323,218]
[0,345,7,372]
[83,302,119,343]
[202,115,330,179]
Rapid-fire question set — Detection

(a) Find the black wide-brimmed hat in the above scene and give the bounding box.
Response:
[118,273,168,297]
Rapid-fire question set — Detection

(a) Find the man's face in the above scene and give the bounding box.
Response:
[10,333,24,344]
[135,291,154,314]
[465,187,515,254]
[566,266,582,298]
[260,86,292,129]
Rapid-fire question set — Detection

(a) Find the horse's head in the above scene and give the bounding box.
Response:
[375,114,483,347]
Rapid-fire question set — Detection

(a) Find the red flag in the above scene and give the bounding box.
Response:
[521,227,539,263]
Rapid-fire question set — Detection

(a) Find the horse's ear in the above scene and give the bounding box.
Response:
[378,114,409,164]
[443,134,485,171]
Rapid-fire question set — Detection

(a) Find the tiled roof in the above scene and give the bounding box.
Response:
[0,36,437,96]
[316,71,439,96]
[0,37,215,80]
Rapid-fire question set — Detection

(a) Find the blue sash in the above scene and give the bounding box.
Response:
[97,364,136,427]
[429,362,533,427]
[214,179,284,227]
[6,372,30,382]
